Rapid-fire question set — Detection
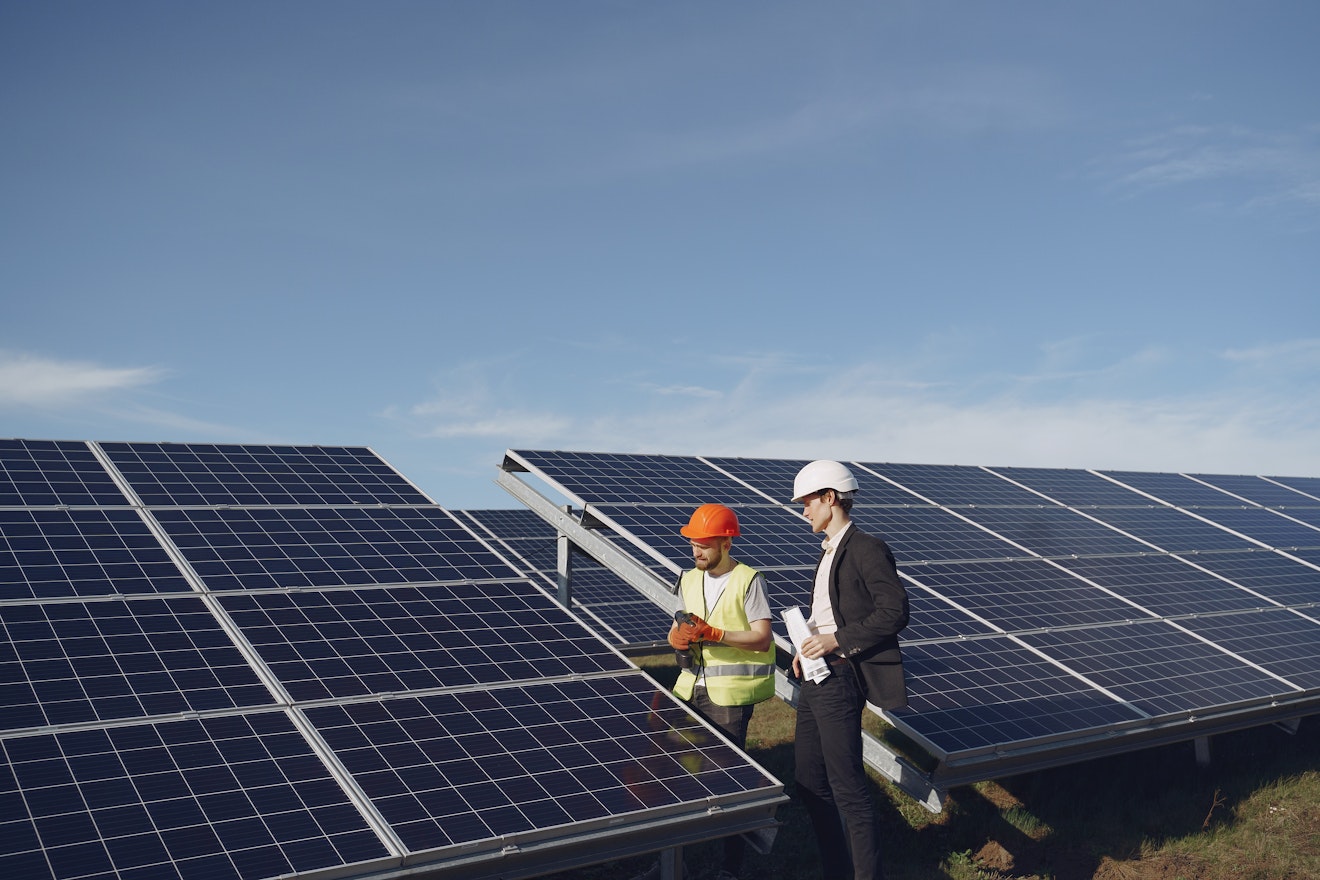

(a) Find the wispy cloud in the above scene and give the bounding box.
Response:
[1221,338,1320,368]
[1105,123,1320,210]
[0,351,167,406]
[405,338,1320,482]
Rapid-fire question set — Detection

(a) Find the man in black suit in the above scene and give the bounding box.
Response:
[790,460,909,880]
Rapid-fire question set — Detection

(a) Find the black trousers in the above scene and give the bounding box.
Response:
[794,660,886,880]
[690,686,755,875]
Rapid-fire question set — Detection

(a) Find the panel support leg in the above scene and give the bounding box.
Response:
[1194,735,1212,767]
[555,505,575,608]
[660,845,685,880]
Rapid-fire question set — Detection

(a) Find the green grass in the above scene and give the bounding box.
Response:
[541,652,1320,879]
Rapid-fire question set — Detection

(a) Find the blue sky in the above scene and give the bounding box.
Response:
[3,2,1318,509]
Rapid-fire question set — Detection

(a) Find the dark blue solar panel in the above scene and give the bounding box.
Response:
[1184,551,1320,606]
[1055,554,1274,617]
[0,509,193,600]
[588,504,819,570]
[0,440,126,508]
[904,559,1152,632]
[849,505,1024,564]
[984,466,1149,507]
[154,507,514,590]
[306,674,777,853]
[955,505,1155,558]
[1081,506,1256,552]
[460,509,674,647]
[556,567,673,644]
[863,462,1050,507]
[1020,622,1292,717]
[0,598,274,729]
[1187,473,1320,508]
[1187,507,1320,549]
[901,584,998,643]
[220,583,632,701]
[102,442,429,507]
[1278,508,1320,530]
[0,712,390,880]
[511,450,766,505]
[1177,609,1320,690]
[704,456,925,505]
[1100,470,1242,508]
[891,637,1144,755]
[1266,475,1320,502]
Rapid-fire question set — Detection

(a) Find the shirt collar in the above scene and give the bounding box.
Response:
[822,520,853,553]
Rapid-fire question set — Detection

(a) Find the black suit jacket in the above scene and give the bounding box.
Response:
[823,524,910,709]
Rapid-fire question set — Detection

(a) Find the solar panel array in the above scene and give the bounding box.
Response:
[457,509,672,647]
[502,449,1320,788]
[1,440,783,880]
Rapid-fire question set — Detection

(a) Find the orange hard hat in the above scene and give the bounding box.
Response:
[680,503,740,539]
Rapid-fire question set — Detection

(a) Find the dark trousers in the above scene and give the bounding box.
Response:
[690,686,755,875]
[794,661,885,880]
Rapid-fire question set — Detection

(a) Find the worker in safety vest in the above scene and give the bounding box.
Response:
[666,503,775,880]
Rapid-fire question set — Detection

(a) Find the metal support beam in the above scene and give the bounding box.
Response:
[659,845,684,879]
[556,504,574,607]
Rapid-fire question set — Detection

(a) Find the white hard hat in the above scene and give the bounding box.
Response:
[792,460,859,502]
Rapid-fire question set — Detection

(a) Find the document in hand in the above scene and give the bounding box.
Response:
[782,606,831,684]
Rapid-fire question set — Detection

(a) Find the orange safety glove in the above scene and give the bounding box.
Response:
[667,626,692,651]
[677,613,724,644]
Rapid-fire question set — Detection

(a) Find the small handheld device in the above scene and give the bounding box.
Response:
[673,610,695,669]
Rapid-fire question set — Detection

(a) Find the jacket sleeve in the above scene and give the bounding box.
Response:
[835,535,909,657]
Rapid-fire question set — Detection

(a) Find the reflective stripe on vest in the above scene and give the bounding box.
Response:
[672,562,775,706]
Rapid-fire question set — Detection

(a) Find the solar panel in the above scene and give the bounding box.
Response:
[0,439,128,507]
[904,559,1155,632]
[1183,506,1320,550]
[459,509,674,647]
[953,505,1155,558]
[862,462,1052,507]
[1266,474,1320,500]
[501,448,1320,798]
[983,466,1150,507]
[1,712,391,880]
[0,509,194,600]
[2,597,274,729]
[510,450,766,505]
[1186,472,1320,508]
[1100,469,1247,508]
[2,441,785,880]
[102,442,431,507]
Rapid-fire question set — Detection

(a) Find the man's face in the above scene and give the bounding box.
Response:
[801,491,833,534]
[690,537,728,571]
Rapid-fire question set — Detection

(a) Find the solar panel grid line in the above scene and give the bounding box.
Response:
[1178,472,1275,508]
[1262,474,1320,503]
[283,705,409,859]
[455,509,676,648]
[1090,469,1188,506]
[0,709,399,880]
[1194,506,1320,550]
[580,505,686,578]
[449,511,660,648]
[1191,473,1320,508]
[0,440,130,509]
[1017,622,1306,719]
[1149,505,1282,553]
[697,455,799,506]
[0,594,284,736]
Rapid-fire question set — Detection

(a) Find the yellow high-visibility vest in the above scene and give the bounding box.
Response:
[673,563,775,706]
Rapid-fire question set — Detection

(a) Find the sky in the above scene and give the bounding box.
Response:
[2,1,1318,509]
